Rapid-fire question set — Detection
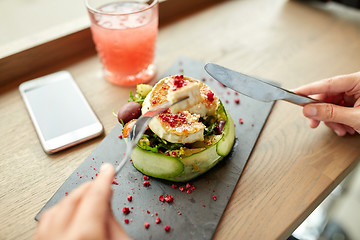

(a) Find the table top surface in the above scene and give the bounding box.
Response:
[1,0,360,239]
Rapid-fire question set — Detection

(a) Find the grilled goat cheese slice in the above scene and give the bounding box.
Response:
[142,75,219,144]
[167,82,202,113]
[150,110,205,143]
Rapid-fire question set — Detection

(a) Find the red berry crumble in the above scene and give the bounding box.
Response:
[144,222,150,229]
[122,207,130,215]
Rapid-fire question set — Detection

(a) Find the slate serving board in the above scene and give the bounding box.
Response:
[36,57,276,240]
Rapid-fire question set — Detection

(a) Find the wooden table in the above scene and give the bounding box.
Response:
[1,0,360,239]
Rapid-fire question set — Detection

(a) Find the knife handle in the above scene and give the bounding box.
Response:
[283,91,320,106]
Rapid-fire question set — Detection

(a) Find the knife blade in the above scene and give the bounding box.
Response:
[204,63,318,106]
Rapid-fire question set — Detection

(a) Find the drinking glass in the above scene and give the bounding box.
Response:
[85,0,158,86]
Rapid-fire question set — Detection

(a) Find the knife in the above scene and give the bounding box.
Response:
[204,63,318,106]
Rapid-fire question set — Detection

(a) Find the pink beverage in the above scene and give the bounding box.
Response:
[86,1,158,86]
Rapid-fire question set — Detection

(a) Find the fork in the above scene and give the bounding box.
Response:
[115,96,189,175]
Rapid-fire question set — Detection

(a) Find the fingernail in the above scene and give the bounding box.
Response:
[100,163,112,173]
[334,130,343,136]
[304,106,317,117]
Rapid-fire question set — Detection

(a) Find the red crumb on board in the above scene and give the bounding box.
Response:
[212,194,217,201]
[144,222,150,229]
[165,194,174,203]
[159,194,165,202]
[122,207,130,215]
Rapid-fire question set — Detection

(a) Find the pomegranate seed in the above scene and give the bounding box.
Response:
[143,175,149,180]
[156,217,161,224]
[124,218,129,224]
[234,98,240,104]
[143,181,150,187]
[127,195,132,201]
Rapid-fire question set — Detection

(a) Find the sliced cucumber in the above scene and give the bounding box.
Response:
[131,147,184,179]
[130,103,235,182]
[131,143,222,182]
[216,110,235,156]
[171,144,222,182]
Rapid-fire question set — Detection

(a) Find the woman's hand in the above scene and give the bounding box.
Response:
[34,163,130,240]
[294,72,360,136]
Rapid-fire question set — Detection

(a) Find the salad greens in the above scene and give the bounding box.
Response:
[129,91,146,105]
[138,133,185,154]
[127,83,225,157]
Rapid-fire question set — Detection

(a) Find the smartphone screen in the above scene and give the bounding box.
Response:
[19,71,103,153]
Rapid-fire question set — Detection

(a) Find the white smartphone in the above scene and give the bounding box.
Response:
[19,71,104,154]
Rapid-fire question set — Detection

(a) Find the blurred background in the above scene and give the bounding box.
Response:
[291,162,360,240]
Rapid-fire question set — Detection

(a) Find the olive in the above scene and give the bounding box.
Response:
[215,120,226,135]
[117,102,142,125]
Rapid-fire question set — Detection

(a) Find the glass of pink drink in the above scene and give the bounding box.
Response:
[86,0,158,86]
